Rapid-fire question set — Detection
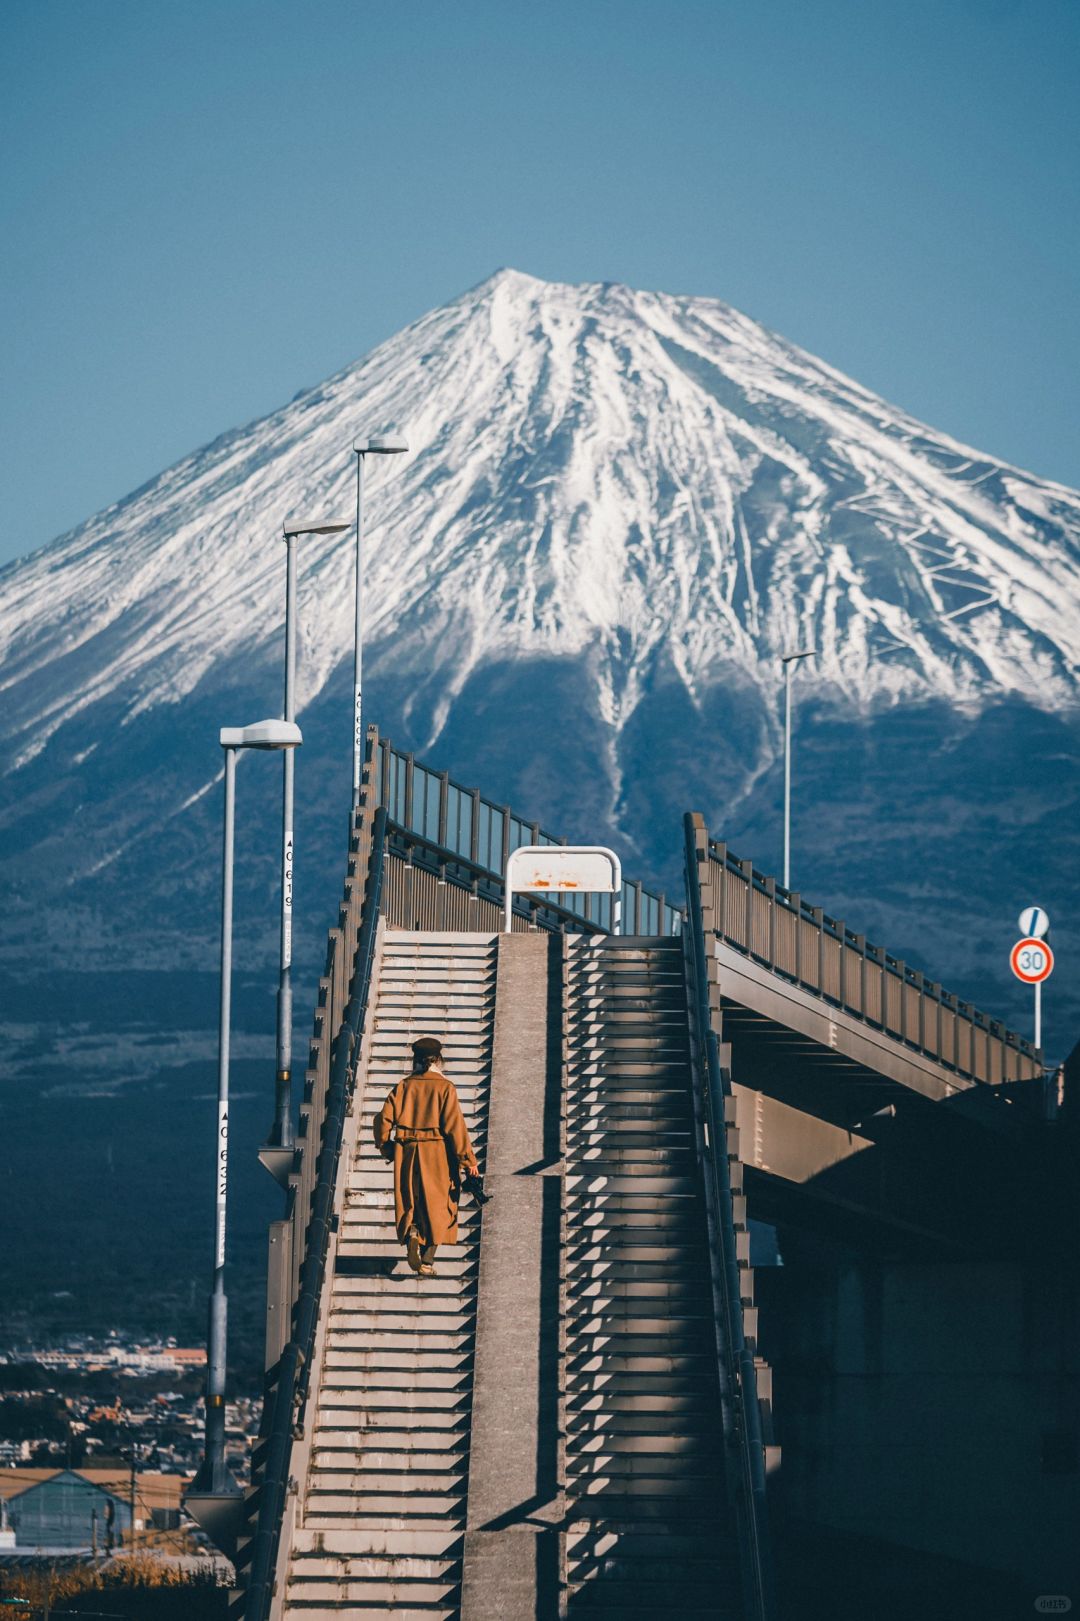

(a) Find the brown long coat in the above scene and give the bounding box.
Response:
[373,1068,478,1246]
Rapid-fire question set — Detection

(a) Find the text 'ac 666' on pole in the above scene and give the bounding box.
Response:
[185,717,301,1554]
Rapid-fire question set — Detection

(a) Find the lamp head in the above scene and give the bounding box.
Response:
[781,648,818,665]
[282,518,351,539]
[352,433,409,456]
[219,720,303,751]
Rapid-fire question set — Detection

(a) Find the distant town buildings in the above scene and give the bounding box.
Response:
[0,1333,258,1553]
[0,1467,183,1552]
[13,1341,206,1376]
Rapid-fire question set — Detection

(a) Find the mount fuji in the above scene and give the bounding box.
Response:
[1,268,1078,1339]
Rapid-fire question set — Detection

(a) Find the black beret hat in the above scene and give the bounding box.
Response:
[412,1035,443,1058]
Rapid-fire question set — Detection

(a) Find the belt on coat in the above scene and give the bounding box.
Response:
[394,1128,443,1143]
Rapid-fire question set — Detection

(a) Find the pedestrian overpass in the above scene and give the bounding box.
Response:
[205,725,1067,1620]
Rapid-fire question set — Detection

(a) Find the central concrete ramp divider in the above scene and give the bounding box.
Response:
[459,932,565,1619]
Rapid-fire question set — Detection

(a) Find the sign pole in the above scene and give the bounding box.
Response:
[1010,913,1053,1056]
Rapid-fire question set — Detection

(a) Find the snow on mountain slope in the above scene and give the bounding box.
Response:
[1,268,1078,1044]
[2,267,1077,782]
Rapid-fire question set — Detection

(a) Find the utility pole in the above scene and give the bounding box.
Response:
[128,1442,137,1551]
[781,648,817,889]
[350,436,408,808]
[265,520,348,1172]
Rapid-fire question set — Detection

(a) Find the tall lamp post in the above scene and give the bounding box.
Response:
[782,648,816,890]
[260,519,349,1187]
[351,434,408,808]
[185,718,302,1550]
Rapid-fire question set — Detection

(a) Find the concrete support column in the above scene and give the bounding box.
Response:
[460,931,564,1620]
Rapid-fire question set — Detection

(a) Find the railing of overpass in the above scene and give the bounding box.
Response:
[697,823,1040,1084]
[370,726,684,937]
[684,816,775,1621]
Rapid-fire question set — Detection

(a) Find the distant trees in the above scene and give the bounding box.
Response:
[0,1361,46,1391]
[0,1394,68,1443]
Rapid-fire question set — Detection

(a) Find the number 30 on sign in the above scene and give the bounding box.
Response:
[1010,937,1054,984]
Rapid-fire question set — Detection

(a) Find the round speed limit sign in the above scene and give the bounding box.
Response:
[1010,937,1054,984]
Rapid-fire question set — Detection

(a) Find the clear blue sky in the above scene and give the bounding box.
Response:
[2,0,1078,567]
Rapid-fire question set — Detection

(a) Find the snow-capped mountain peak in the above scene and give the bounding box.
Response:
[2,267,1078,783]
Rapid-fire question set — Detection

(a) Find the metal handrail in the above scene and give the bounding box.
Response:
[684,815,774,1621]
[383,818,681,937]
[373,728,683,938]
[243,807,388,1621]
[706,836,1038,1079]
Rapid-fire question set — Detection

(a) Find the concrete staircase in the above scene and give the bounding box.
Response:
[278,931,497,1620]
[562,934,742,1618]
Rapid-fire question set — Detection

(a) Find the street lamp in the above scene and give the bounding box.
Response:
[260,519,349,1186]
[351,434,409,808]
[185,718,302,1549]
[781,648,816,890]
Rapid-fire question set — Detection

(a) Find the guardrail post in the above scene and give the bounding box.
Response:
[378,734,390,808]
[895,960,907,1041]
[500,804,510,876]
[469,789,480,864]
[837,922,846,1007]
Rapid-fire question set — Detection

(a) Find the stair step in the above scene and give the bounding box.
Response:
[283,1606,457,1621]
[566,1175,697,1194]
[320,1366,473,1391]
[313,1426,468,1451]
[309,1470,467,1495]
[286,1578,459,1604]
[310,1449,469,1473]
[288,1555,459,1579]
[564,1413,713,1439]
[564,1433,717,1455]
[306,1491,465,1515]
[291,1528,465,1556]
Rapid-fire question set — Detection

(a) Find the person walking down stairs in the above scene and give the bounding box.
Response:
[373,1034,479,1277]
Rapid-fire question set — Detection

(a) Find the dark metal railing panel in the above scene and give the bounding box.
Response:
[865,958,883,1025]
[799,915,820,991]
[703,836,1039,1083]
[684,813,775,1621]
[822,932,842,1001]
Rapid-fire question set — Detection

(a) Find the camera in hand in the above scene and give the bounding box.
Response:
[462,1168,492,1206]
